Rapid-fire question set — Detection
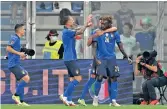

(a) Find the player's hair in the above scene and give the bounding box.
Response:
[14,24,24,32]
[101,16,113,24]
[124,23,133,30]
[62,16,70,25]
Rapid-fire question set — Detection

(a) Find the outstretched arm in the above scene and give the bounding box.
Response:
[87,27,118,46]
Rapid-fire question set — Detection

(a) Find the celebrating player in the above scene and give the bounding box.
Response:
[59,15,94,106]
[88,16,132,106]
[6,24,30,106]
[78,17,118,106]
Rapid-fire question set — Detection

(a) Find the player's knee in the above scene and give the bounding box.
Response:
[75,76,82,82]
[69,77,74,81]
[97,75,103,82]
[22,75,30,83]
[91,74,96,78]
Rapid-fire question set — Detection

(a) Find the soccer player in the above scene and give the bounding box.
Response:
[59,16,93,106]
[78,18,118,106]
[88,16,132,106]
[6,24,30,106]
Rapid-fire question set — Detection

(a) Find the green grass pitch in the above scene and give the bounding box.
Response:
[1,104,167,109]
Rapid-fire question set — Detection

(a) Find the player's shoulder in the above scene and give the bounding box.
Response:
[10,34,19,40]
[112,31,119,35]
[63,27,75,33]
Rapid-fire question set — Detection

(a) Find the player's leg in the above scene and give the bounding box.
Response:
[107,57,120,106]
[67,61,82,106]
[78,59,97,106]
[19,74,30,106]
[108,77,120,107]
[78,73,96,106]
[93,60,107,106]
[61,60,81,106]
[9,65,30,106]
[60,61,74,106]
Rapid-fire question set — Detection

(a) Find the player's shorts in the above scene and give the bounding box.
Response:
[9,65,28,81]
[97,56,120,78]
[64,60,81,77]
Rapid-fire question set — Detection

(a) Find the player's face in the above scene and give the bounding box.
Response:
[100,20,105,30]
[98,20,102,27]
[18,26,25,37]
[100,20,111,30]
[67,16,75,27]
[123,25,131,35]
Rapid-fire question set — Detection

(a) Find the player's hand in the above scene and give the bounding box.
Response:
[96,59,101,65]
[19,52,26,58]
[88,37,93,41]
[86,22,93,27]
[21,56,27,60]
[87,14,93,23]
[86,14,93,27]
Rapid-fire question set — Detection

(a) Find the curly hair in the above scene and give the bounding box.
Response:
[101,15,113,24]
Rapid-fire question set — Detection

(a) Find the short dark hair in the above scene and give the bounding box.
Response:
[46,29,59,41]
[124,23,133,30]
[14,24,24,32]
[62,16,70,25]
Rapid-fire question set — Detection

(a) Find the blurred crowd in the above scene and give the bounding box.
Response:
[8,1,157,59]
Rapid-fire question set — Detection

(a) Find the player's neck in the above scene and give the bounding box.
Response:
[65,24,72,29]
[15,33,22,38]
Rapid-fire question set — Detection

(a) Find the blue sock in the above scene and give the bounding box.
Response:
[108,80,112,102]
[66,80,79,101]
[15,84,20,96]
[19,87,24,102]
[16,80,27,101]
[67,96,72,101]
[64,84,70,97]
[111,82,118,100]
[95,81,101,96]
[80,77,95,99]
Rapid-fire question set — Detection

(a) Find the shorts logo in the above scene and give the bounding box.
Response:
[22,70,25,74]
[76,70,79,74]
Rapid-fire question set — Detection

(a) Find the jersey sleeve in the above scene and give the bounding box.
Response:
[114,31,121,43]
[8,36,17,47]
